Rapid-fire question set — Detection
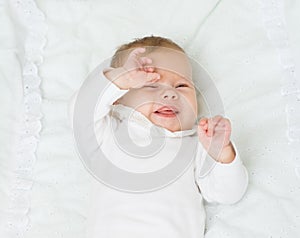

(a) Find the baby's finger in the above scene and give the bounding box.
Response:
[198,119,208,132]
[207,115,223,137]
[218,118,231,129]
[197,123,207,136]
[213,124,229,132]
[139,57,152,66]
[126,48,146,69]
[199,117,208,126]
[146,72,160,82]
[144,65,155,73]
[197,125,212,145]
[214,123,226,129]
[129,47,146,58]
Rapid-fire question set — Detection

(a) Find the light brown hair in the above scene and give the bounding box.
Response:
[110,35,185,68]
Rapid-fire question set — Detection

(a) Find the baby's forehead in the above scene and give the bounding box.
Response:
[146,50,192,81]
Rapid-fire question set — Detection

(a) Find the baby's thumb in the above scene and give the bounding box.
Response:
[197,124,207,137]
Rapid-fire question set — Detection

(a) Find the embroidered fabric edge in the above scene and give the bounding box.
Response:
[6,0,47,237]
[259,0,300,179]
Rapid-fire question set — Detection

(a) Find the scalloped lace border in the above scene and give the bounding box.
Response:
[260,0,300,179]
[6,0,47,237]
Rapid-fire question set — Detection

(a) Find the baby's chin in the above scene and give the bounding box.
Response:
[149,117,193,132]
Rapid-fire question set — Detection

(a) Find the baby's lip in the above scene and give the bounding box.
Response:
[154,105,179,114]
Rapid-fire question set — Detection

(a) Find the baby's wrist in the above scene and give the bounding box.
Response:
[217,142,236,164]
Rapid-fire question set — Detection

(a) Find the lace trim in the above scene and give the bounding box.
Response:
[7,0,47,236]
[260,0,300,178]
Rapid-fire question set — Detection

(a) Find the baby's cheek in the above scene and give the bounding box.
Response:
[183,105,198,129]
[118,91,143,108]
[135,104,153,120]
[183,97,198,116]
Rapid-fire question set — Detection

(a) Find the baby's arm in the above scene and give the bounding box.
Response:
[195,142,248,204]
[68,64,127,129]
[195,116,248,204]
[69,47,160,127]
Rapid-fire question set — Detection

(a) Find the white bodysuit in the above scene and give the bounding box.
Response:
[70,63,249,238]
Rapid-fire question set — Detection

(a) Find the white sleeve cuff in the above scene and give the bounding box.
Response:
[195,141,249,204]
[68,66,129,127]
[94,68,128,120]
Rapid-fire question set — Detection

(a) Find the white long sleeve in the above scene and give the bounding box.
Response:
[68,63,128,129]
[195,141,249,205]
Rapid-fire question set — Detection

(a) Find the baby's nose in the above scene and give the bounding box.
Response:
[161,88,178,100]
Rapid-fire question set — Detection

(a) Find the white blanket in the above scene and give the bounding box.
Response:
[0,0,299,237]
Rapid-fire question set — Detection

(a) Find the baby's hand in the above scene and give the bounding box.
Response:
[104,47,160,89]
[197,115,236,163]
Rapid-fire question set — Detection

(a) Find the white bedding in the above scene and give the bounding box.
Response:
[0,0,299,237]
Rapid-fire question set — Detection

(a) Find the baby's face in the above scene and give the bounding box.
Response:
[117,49,197,132]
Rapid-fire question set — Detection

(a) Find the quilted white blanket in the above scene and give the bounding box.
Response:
[0,0,299,237]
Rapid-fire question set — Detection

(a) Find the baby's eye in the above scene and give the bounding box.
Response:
[175,83,189,88]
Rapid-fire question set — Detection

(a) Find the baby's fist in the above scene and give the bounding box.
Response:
[197,115,235,163]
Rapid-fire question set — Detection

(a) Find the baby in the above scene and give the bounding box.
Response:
[71,36,248,238]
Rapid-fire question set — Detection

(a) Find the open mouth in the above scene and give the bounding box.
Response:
[154,106,179,117]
